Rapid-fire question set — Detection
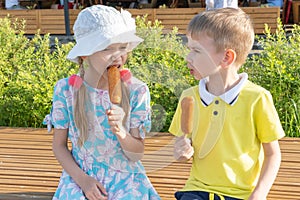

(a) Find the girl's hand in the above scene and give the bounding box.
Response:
[174,135,194,162]
[107,104,126,138]
[81,175,108,200]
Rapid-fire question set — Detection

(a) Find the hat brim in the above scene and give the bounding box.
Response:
[67,30,143,64]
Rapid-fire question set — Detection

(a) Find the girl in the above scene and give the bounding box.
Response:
[44,5,161,200]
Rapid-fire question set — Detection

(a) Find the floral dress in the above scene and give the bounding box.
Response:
[44,76,161,200]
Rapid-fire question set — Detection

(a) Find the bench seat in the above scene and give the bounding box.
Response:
[0,128,299,199]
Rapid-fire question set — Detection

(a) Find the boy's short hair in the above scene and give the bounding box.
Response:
[187,8,254,66]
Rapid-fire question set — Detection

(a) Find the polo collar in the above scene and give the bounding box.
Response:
[199,73,248,106]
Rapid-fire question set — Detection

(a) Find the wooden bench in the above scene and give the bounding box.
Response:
[128,7,280,34]
[293,1,300,24]
[0,127,299,200]
[0,7,280,35]
[0,9,79,34]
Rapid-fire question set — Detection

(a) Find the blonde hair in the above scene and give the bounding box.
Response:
[187,7,255,66]
[74,57,130,146]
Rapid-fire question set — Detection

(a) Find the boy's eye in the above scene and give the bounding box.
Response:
[191,48,201,54]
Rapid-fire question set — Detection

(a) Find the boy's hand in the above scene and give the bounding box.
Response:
[174,135,194,162]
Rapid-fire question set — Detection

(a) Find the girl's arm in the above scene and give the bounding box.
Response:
[52,129,107,200]
[107,105,145,162]
[248,140,281,200]
[117,127,145,162]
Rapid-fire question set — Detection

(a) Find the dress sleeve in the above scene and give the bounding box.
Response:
[50,79,70,129]
[130,83,151,139]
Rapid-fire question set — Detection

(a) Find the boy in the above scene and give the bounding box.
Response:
[169,8,285,200]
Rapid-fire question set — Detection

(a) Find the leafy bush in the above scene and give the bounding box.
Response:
[0,16,299,137]
[125,16,196,132]
[0,16,195,132]
[0,17,77,127]
[241,20,300,137]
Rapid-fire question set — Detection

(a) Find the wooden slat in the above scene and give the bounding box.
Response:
[129,7,279,34]
[0,7,280,35]
[0,127,299,200]
[0,10,39,34]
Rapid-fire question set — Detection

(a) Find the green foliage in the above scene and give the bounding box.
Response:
[0,15,195,131]
[0,16,299,137]
[242,19,300,137]
[126,16,196,132]
[0,17,77,127]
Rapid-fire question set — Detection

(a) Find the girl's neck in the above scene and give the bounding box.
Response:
[84,67,108,90]
[96,76,108,90]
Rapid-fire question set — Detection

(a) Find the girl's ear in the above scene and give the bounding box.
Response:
[221,49,236,68]
[81,56,87,60]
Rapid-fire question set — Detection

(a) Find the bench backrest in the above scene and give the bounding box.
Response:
[0,7,280,35]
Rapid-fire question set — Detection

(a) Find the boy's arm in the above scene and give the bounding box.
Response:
[248,140,281,200]
[169,93,195,162]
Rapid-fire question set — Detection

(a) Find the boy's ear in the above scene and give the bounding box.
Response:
[221,49,236,67]
[81,56,87,60]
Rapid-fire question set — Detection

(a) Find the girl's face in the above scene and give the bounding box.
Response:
[87,43,129,75]
[186,33,224,80]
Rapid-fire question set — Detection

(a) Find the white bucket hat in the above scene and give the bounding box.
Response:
[67,5,143,63]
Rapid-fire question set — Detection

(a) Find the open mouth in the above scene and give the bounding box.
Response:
[107,65,120,70]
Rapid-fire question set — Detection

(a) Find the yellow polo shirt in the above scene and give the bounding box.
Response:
[169,73,285,199]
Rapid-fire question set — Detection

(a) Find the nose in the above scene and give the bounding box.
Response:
[111,50,127,61]
[186,52,192,64]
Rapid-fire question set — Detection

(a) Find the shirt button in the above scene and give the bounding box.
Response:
[213,111,218,115]
[215,100,219,104]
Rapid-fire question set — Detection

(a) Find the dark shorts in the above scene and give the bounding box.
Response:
[175,191,242,200]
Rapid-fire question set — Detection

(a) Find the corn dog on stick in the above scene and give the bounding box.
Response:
[108,66,122,104]
[181,96,195,135]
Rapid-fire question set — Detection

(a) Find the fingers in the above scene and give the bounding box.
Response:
[174,135,192,148]
[174,135,194,161]
[82,175,108,200]
[87,192,107,200]
[107,104,125,124]
[107,105,126,137]
[85,186,108,200]
[96,182,108,197]
[87,183,107,200]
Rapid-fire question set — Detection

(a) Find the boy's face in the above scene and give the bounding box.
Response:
[186,33,224,80]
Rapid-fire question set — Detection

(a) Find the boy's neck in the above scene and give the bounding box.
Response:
[206,71,240,96]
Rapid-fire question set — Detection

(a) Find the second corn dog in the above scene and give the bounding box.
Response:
[108,66,122,104]
[181,96,195,135]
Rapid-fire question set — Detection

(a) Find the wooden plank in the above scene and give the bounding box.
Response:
[0,9,39,34]
[0,7,280,35]
[154,7,204,14]
[0,127,299,199]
